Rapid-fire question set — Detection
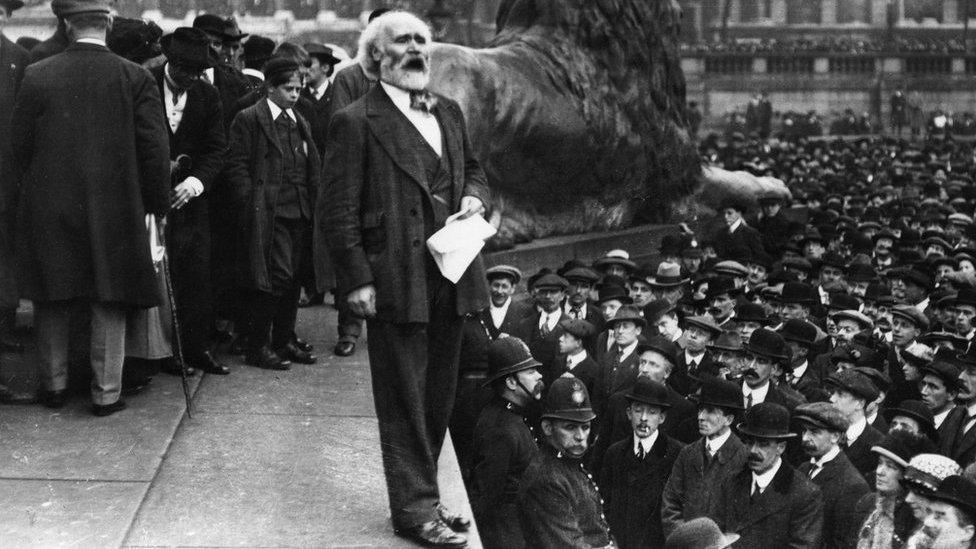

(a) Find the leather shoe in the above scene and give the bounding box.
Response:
[160,358,196,377]
[396,520,467,548]
[92,399,127,417]
[333,340,356,357]
[248,346,291,370]
[194,351,231,375]
[435,503,471,532]
[42,389,67,409]
[278,342,316,364]
[292,337,314,353]
[0,384,35,404]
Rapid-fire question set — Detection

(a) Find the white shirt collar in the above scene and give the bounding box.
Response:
[489,297,511,329]
[635,430,659,456]
[705,429,732,455]
[565,301,587,316]
[203,67,215,84]
[619,340,639,361]
[810,445,841,469]
[685,350,704,366]
[933,407,953,429]
[567,349,588,369]
[752,457,782,493]
[266,99,297,123]
[670,329,683,343]
[242,67,264,81]
[539,309,561,331]
[381,81,415,113]
[846,416,867,444]
[728,218,743,233]
[792,360,808,380]
[75,38,107,46]
[743,381,770,404]
[311,78,329,99]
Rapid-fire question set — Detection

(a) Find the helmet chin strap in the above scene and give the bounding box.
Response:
[513,376,541,401]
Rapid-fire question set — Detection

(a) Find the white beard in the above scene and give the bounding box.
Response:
[380,57,430,91]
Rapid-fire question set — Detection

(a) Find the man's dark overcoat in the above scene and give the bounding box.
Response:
[225,99,321,293]
[317,85,489,323]
[797,451,871,549]
[708,461,824,549]
[0,35,30,309]
[5,42,169,307]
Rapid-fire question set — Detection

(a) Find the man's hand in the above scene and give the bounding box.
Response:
[347,284,377,318]
[171,180,197,210]
[457,195,485,220]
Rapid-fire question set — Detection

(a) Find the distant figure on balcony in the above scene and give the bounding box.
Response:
[909,91,924,138]
[890,90,906,137]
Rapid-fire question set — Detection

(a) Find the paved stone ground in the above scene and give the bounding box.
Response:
[0,300,480,548]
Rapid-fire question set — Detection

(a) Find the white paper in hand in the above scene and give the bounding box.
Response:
[426,213,497,283]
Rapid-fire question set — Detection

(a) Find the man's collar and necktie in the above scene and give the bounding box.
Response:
[381,81,438,115]
[743,381,770,408]
[267,99,297,123]
[751,457,782,496]
[807,445,840,478]
[634,431,658,460]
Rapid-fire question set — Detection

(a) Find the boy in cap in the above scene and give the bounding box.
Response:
[599,378,684,549]
[551,318,599,396]
[518,377,612,548]
[470,337,544,549]
[662,376,748,538]
[794,402,870,549]
[826,369,885,481]
[708,402,824,549]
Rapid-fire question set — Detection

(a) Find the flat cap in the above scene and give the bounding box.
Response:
[713,260,750,278]
[825,369,880,402]
[793,401,850,432]
[830,309,874,330]
[559,318,596,340]
[530,273,569,291]
[262,56,300,81]
[890,304,930,331]
[563,267,601,284]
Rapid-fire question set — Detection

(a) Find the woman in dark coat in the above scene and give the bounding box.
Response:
[225,58,321,370]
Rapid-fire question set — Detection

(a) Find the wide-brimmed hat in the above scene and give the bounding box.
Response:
[222,17,248,41]
[161,27,218,71]
[684,315,723,338]
[485,264,522,284]
[648,262,689,288]
[606,305,646,329]
[624,377,672,409]
[736,402,796,440]
[871,430,936,469]
[593,249,636,272]
[483,337,542,387]
[664,517,740,549]
[192,13,229,39]
[883,400,937,441]
[902,453,962,495]
[743,328,788,361]
[778,319,817,348]
[793,401,849,433]
[542,376,596,423]
[928,476,976,522]
[690,375,745,410]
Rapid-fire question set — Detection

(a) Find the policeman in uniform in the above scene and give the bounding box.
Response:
[518,376,613,548]
[470,337,545,549]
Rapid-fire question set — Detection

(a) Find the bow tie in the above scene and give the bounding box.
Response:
[409,89,437,113]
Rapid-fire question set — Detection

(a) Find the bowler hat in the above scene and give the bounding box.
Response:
[664,517,739,549]
[825,369,879,402]
[161,28,217,71]
[690,375,745,410]
[597,284,632,305]
[606,305,646,329]
[890,304,930,331]
[222,17,248,41]
[647,262,689,288]
[704,277,740,300]
[820,251,847,269]
[304,42,341,65]
[563,267,601,284]
[51,0,109,16]
[793,401,849,432]
[735,303,768,325]
[846,263,877,283]
[643,299,675,324]
[483,337,541,386]
[624,377,671,409]
[928,476,976,521]
[736,402,796,440]
[636,336,678,366]
[883,400,937,441]
[871,430,937,469]
[708,330,744,353]
[778,319,818,348]
[192,13,228,38]
[920,359,962,391]
[743,328,788,361]
[780,282,818,305]
[243,35,276,67]
[683,316,723,338]
[827,293,861,312]
[953,287,976,308]
[542,376,596,423]
[485,264,522,284]
[559,319,596,341]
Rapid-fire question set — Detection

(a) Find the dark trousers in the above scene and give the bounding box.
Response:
[450,373,491,483]
[167,215,213,365]
[366,275,462,529]
[337,301,363,343]
[250,217,307,350]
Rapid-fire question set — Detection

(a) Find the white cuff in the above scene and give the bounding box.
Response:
[183,177,204,197]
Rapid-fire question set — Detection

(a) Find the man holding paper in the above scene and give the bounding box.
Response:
[317,10,490,548]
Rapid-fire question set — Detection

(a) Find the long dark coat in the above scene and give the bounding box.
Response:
[661,433,749,538]
[941,405,976,467]
[845,422,884,483]
[708,461,824,549]
[317,85,490,323]
[599,433,683,549]
[4,42,170,307]
[514,310,572,371]
[0,34,30,309]
[798,451,871,549]
[224,100,321,293]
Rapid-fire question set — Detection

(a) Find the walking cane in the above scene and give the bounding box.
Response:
[164,154,194,417]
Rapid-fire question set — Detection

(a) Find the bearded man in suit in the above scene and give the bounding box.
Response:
[318,11,489,548]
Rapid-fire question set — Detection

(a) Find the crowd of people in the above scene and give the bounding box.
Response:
[684,37,969,55]
[3,0,976,548]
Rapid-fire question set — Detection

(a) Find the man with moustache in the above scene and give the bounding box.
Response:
[670,316,722,397]
[662,376,748,538]
[318,11,489,547]
[563,267,603,324]
[470,337,544,549]
[518,376,612,548]
[647,263,688,306]
[708,402,824,549]
[514,273,571,369]
[825,369,885,480]
[704,277,739,330]
[794,402,871,549]
[778,319,825,402]
[740,328,804,410]
[599,377,684,549]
